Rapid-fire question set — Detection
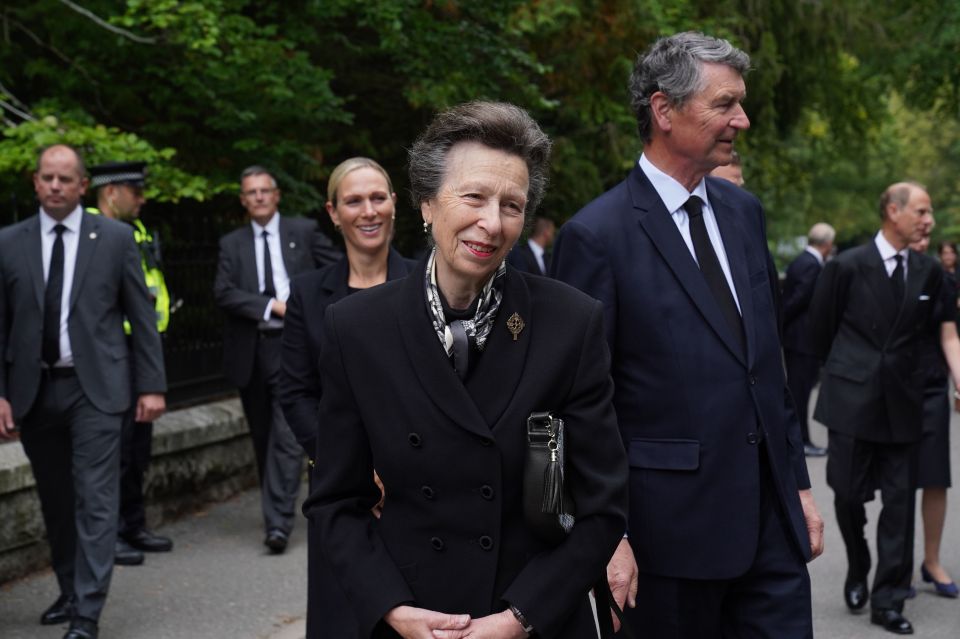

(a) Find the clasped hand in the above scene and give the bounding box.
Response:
[385,605,527,639]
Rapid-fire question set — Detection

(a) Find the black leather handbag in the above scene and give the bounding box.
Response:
[523,411,575,546]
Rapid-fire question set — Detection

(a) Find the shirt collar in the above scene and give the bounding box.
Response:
[528,239,544,259]
[874,230,907,262]
[251,211,280,236]
[639,154,708,214]
[39,205,83,235]
[804,245,824,266]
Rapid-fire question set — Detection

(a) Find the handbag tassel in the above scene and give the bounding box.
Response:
[541,455,564,514]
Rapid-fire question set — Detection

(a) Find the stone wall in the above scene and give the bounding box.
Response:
[0,397,256,584]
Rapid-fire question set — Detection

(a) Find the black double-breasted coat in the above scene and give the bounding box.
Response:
[304,262,628,638]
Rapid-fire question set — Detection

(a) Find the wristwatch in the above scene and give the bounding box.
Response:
[509,604,534,634]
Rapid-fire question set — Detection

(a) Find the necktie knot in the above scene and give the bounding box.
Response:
[683,196,704,220]
[53,224,66,237]
[261,230,269,238]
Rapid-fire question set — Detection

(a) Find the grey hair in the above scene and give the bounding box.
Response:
[879,181,926,220]
[240,165,277,188]
[807,223,836,247]
[408,100,552,214]
[629,31,751,143]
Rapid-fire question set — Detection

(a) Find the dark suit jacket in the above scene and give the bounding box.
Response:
[304,262,628,638]
[279,248,415,456]
[809,241,948,443]
[551,166,812,580]
[506,240,545,275]
[213,215,338,388]
[782,249,823,355]
[0,211,166,419]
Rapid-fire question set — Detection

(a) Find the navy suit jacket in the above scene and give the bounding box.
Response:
[507,240,545,275]
[781,249,823,355]
[552,165,812,579]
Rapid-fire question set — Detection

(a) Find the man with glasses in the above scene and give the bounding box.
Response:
[214,166,338,553]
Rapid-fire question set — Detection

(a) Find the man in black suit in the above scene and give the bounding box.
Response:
[810,182,954,634]
[506,216,554,275]
[213,166,337,553]
[783,223,835,457]
[0,144,166,639]
[552,32,823,637]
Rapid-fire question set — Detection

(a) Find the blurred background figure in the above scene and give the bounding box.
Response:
[214,166,338,555]
[507,215,555,275]
[280,157,415,638]
[87,161,173,567]
[783,222,836,457]
[305,101,627,638]
[938,240,957,276]
[708,149,744,186]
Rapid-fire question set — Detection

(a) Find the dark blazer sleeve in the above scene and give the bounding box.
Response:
[782,253,820,327]
[501,301,628,637]
[550,221,618,352]
[213,233,271,320]
[808,257,850,361]
[305,306,415,635]
[119,226,167,394]
[279,273,321,456]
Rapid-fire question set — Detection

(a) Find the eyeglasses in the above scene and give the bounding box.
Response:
[242,188,276,198]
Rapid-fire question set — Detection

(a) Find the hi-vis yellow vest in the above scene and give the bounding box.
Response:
[86,208,170,333]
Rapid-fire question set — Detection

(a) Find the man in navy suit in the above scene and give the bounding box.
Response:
[783,223,835,457]
[552,32,823,637]
[507,216,555,275]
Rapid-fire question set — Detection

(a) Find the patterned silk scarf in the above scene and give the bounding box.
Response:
[424,247,506,378]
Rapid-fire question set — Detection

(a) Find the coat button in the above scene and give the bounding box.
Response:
[408,432,422,448]
[421,485,435,500]
[749,375,757,386]
[430,536,445,551]
[479,437,492,446]
[478,535,494,551]
[479,485,494,500]
[746,433,759,445]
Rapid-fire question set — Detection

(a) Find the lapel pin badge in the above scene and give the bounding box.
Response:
[506,312,525,341]
[289,241,296,249]
[89,232,97,239]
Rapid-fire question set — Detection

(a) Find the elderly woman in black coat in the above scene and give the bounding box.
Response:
[305,101,628,639]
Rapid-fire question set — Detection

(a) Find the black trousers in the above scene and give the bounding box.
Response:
[624,450,812,638]
[19,370,124,621]
[238,332,302,534]
[827,429,918,612]
[784,350,819,445]
[118,410,153,536]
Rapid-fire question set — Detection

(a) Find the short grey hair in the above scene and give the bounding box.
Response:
[240,165,277,188]
[629,31,751,143]
[807,223,836,247]
[408,100,552,214]
[879,181,926,220]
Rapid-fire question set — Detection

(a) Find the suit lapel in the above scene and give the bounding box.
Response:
[708,183,755,365]
[319,258,350,305]
[629,168,746,365]
[466,269,532,428]
[69,213,100,310]
[21,217,44,310]
[278,217,298,273]
[859,243,898,329]
[899,250,928,330]
[396,264,491,439]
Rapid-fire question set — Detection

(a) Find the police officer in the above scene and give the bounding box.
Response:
[87,161,172,566]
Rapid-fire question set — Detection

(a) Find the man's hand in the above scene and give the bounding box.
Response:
[271,299,287,318]
[798,488,824,560]
[135,393,166,423]
[0,398,16,439]
[384,605,470,639]
[434,610,527,639]
[606,537,638,631]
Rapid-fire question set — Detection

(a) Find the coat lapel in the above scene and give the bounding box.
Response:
[21,216,44,310]
[69,213,100,310]
[466,268,532,428]
[395,262,491,439]
[279,217,298,273]
[860,243,898,330]
[898,250,928,330]
[629,168,747,365]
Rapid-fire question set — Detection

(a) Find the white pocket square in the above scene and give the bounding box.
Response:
[919,294,930,301]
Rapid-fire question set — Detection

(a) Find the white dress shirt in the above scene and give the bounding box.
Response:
[252,212,290,321]
[528,239,546,275]
[40,205,83,367]
[874,230,908,279]
[639,155,742,313]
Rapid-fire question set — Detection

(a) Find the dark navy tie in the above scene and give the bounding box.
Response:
[891,254,905,306]
[42,224,66,367]
[261,230,276,298]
